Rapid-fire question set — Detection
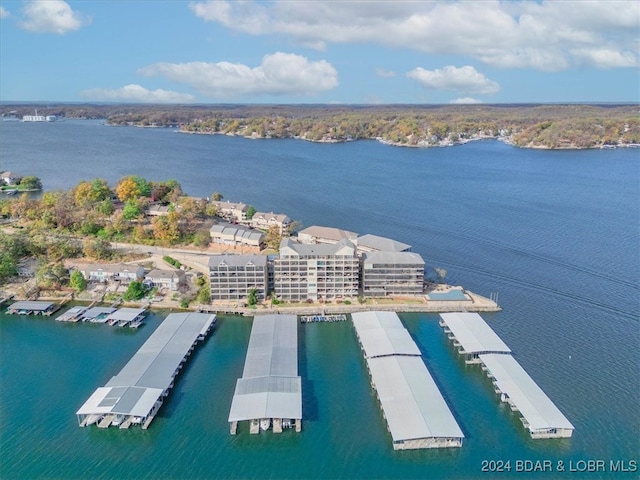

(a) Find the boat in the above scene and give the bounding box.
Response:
[4,190,17,195]
[22,109,57,122]
[111,414,125,426]
[84,414,102,426]
[260,418,271,431]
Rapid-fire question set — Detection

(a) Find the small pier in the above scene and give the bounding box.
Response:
[300,314,347,323]
[0,294,15,308]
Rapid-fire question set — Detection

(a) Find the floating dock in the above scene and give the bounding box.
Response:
[105,307,146,327]
[76,312,216,429]
[56,306,88,322]
[352,311,464,450]
[228,314,302,435]
[300,314,347,323]
[6,301,55,316]
[80,306,116,323]
[439,312,574,439]
[438,311,511,364]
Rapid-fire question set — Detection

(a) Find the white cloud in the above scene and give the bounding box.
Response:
[19,0,89,34]
[0,6,10,19]
[375,68,396,78]
[80,84,195,104]
[189,0,639,71]
[138,52,338,98]
[450,97,483,104]
[407,66,500,95]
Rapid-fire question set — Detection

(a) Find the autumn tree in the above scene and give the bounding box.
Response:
[83,237,112,260]
[211,192,223,201]
[116,177,139,202]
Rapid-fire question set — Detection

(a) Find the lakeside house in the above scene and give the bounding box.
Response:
[1,171,22,186]
[144,269,186,291]
[247,211,292,235]
[74,263,145,284]
[145,204,172,217]
[297,225,358,245]
[211,200,248,223]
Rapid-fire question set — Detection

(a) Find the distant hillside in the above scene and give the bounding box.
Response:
[2,103,638,149]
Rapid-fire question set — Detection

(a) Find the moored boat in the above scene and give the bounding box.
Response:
[260,418,271,431]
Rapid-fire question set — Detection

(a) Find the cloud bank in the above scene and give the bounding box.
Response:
[19,0,89,34]
[189,0,639,71]
[407,66,500,95]
[80,84,195,103]
[0,6,10,19]
[138,52,338,98]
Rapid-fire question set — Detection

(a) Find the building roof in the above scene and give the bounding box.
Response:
[104,307,146,322]
[352,311,421,358]
[439,312,511,354]
[279,237,356,257]
[208,254,267,268]
[252,211,290,224]
[75,263,144,275]
[363,251,425,266]
[479,354,574,432]
[367,355,464,442]
[77,313,216,418]
[210,222,264,242]
[9,301,53,311]
[146,269,185,281]
[211,200,247,211]
[228,314,302,422]
[297,225,358,243]
[81,307,116,319]
[357,234,411,252]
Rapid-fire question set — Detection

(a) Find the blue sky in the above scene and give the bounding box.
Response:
[0,0,638,104]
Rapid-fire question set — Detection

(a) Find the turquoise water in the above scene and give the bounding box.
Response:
[0,120,638,478]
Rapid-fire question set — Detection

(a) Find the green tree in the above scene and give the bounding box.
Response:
[83,237,112,260]
[36,262,68,289]
[247,288,258,307]
[211,192,223,201]
[246,206,256,220]
[70,270,87,293]
[123,280,146,301]
[97,199,114,216]
[196,280,211,304]
[122,200,142,220]
[19,176,42,190]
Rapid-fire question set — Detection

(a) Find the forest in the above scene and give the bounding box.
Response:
[2,103,638,149]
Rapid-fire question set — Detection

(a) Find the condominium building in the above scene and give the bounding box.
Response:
[273,238,359,301]
[297,225,358,245]
[209,255,268,301]
[361,251,425,297]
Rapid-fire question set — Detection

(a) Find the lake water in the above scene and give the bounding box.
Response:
[0,120,638,479]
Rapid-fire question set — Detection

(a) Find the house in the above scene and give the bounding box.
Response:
[74,263,145,284]
[145,269,185,291]
[210,223,265,248]
[297,225,358,245]
[0,171,22,186]
[248,211,292,235]
[145,204,172,217]
[210,200,248,222]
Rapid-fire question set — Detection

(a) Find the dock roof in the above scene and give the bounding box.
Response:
[479,354,574,433]
[352,311,421,358]
[77,312,216,419]
[367,355,464,443]
[228,314,302,422]
[439,312,511,354]
[105,307,146,322]
[9,301,54,311]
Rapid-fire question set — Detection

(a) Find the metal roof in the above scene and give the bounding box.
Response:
[9,301,54,311]
[367,356,464,442]
[279,237,356,257]
[81,307,116,319]
[228,314,302,422]
[479,354,574,432]
[77,312,216,418]
[357,234,412,252]
[362,251,425,266]
[297,225,358,242]
[352,311,421,358]
[104,307,146,322]
[208,254,267,268]
[439,312,511,354]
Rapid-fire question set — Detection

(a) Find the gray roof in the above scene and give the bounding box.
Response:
[298,225,358,242]
[439,312,511,354]
[146,269,185,280]
[209,254,267,268]
[77,312,216,418]
[210,222,264,242]
[479,354,574,432]
[279,237,356,257]
[228,314,302,422]
[363,251,425,266]
[81,307,116,319]
[104,307,146,322]
[352,311,421,358]
[9,301,54,311]
[367,355,464,442]
[357,234,411,252]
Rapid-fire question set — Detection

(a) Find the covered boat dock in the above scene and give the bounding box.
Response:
[105,307,146,327]
[7,301,55,316]
[352,311,464,450]
[56,306,88,322]
[439,312,511,363]
[479,354,574,438]
[80,306,116,323]
[228,314,302,435]
[76,312,216,429]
